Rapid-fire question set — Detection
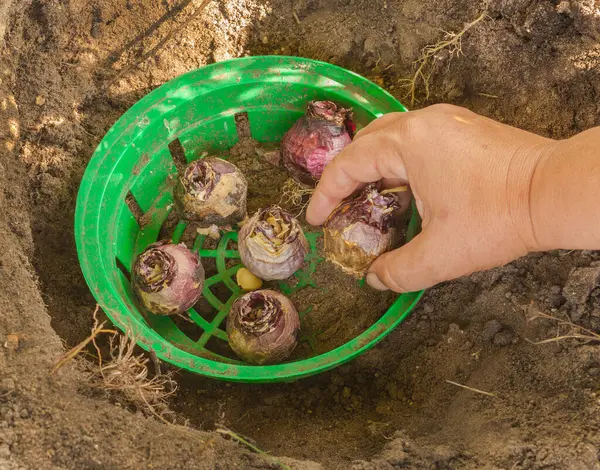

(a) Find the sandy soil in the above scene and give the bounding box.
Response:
[1,0,600,469]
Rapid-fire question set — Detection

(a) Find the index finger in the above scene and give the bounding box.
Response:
[306,131,409,225]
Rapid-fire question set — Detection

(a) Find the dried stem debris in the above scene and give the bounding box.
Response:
[526,309,600,344]
[399,12,488,106]
[52,305,176,423]
[216,427,291,470]
[445,380,497,398]
[52,305,116,374]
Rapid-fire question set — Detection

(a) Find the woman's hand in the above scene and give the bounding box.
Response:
[306,104,558,293]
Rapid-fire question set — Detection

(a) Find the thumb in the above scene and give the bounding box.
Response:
[366,230,445,293]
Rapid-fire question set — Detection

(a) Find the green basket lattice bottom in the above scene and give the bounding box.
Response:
[74,55,424,383]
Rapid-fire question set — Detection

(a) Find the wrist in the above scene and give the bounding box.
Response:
[506,140,559,253]
[528,128,600,251]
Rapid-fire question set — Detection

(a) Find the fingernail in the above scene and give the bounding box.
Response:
[366,272,389,291]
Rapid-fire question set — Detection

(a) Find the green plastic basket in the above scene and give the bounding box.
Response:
[75,56,424,383]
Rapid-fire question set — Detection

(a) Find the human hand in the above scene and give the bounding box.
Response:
[306,104,558,293]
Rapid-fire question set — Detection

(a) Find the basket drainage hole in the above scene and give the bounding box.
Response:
[226,237,238,251]
[192,296,219,323]
[115,257,130,281]
[158,210,180,241]
[125,191,144,227]
[168,139,188,171]
[234,112,251,139]
[172,314,204,342]
[179,224,198,247]
[210,283,234,307]
[205,336,239,361]
[201,257,218,279]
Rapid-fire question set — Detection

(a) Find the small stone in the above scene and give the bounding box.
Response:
[261,35,269,44]
[493,329,514,347]
[19,409,29,419]
[588,367,600,377]
[505,292,512,299]
[35,95,46,106]
[0,443,10,458]
[423,303,434,313]
[482,320,502,342]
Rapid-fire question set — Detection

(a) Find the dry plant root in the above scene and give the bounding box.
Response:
[216,428,291,470]
[398,12,488,106]
[98,332,177,424]
[51,305,176,424]
[526,308,600,344]
[279,178,314,216]
[51,305,116,374]
[445,380,497,397]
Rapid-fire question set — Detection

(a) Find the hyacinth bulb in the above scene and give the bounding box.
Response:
[281,100,355,186]
[132,241,204,315]
[173,157,248,228]
[323,184,405,277]
[227,290,300,365]
[238,205,309,281]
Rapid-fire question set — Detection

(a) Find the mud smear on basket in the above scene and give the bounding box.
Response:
[225,137,400,357]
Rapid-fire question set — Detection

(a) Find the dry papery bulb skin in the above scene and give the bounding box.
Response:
[281,100,355,187]
[238,205,309,281]
[323,183,408,277]
[227,289,300,365]
[173,156,248,228]
[132,240,205,315]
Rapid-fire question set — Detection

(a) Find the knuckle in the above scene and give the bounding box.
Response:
[355,113,402,139]
[428,103,461,114]
[395,113,427,142]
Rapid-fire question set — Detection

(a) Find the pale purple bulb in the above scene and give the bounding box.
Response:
[132,241,204,315]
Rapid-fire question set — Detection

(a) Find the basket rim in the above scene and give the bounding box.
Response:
[74,55,423,383]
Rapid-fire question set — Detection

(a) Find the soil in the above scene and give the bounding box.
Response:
[2,0,600,469]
